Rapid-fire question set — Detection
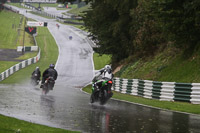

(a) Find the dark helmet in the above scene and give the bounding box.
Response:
[49,64,55,69]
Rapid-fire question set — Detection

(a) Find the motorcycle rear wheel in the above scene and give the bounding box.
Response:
[43,84,49,95]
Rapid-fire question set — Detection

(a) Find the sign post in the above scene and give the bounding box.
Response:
[22,17,28,55]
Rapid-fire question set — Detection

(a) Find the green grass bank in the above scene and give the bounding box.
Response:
[115,45,200,83]
[67,4,90,16]
[0,10,21,49]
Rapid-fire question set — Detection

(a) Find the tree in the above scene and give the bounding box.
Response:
[129,0,166,57]
[0,0,7,11]
[83,0,138,63]
[151,0,200,49]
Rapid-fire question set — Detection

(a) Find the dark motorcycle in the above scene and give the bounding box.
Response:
[90,78,113,105]
[42,76,55,95]
[30,74,40,86]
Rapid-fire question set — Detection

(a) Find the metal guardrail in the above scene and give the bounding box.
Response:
[113,77,200,104]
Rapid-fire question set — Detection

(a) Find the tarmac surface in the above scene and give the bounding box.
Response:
[0,49,23,61]
[0,5,200,133]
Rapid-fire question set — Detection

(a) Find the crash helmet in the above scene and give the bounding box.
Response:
[36,66,39,70]
[104,65,111,70]
[49,64,55,69]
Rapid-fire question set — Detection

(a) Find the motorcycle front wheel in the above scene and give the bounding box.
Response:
[100,90,107,105]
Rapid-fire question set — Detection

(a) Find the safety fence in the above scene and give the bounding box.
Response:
[113,78,200,104]
[17,46,38,52]
[0,34,40,82]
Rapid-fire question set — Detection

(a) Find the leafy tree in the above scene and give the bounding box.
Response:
[151,0,200,49]
[80,0,200,66]
[83,0,138,63]
[130,0,166,57]
[0,0,7,11]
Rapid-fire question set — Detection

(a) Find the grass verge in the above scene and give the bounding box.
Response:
[15,52,37,60]
[0,26,58,84]
[0,61,18,73]
[93,53,111,70]
[0,114,78,133]
[29,3,59,10]
[116,46,200,83]
[67,4,90,16]
[0,10,21,49]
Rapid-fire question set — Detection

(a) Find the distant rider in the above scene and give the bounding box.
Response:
[92,65,114,96]
[40,64,58,88]
[56,23,60,29]
[31,66,41,81]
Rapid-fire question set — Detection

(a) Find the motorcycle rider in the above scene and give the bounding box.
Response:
[31,66,41,82]
[92,65,114,97]
[40,64,58,89]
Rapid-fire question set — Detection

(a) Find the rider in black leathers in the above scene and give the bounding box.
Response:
[31,66,41,81]
[40,64,58,88]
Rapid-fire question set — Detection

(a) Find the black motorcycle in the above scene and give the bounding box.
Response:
[90,78,113,105]
[42,76,55,95]
[30,74,40,86]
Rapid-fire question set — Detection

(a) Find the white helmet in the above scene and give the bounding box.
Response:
[104,65,111,70]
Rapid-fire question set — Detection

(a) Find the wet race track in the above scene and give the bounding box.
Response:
[0,5,200,133]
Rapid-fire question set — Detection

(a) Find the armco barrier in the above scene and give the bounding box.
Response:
[0,34,40,82]
[113,77,200,104]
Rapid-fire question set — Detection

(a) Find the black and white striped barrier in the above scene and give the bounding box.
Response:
[113,78,200,104]
[17,46,38,52]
